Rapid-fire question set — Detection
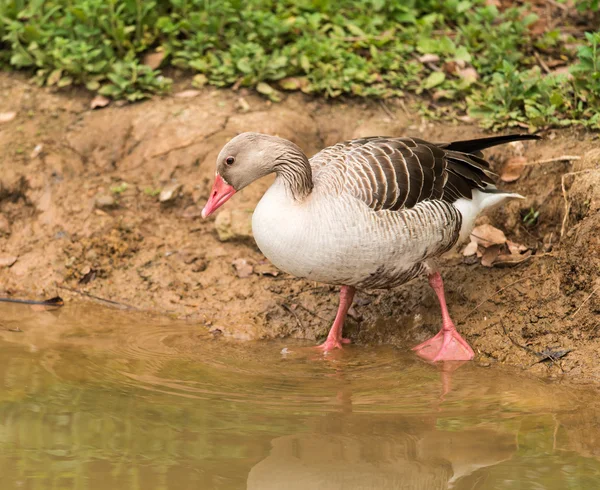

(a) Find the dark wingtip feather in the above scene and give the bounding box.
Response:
[443,134,542,154]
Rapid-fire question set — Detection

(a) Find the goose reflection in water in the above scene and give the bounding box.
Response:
[248,360,516,490]
[247,416,516,489]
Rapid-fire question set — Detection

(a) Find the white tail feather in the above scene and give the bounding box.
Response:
[453,190,524,244]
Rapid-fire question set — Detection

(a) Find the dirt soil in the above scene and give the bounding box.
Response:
[1,72,599,382]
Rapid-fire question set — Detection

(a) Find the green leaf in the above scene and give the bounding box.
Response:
[57,76,73,88]
[550,91,564,107]
[454,46,471,63]
[417,38,439,54]
[86,80,101,91]
[423,71,446,90]
[300,55,310,72]
[236,58,252,74]
[256,82,281,101]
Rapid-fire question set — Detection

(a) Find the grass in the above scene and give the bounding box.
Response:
[0,0,599,130]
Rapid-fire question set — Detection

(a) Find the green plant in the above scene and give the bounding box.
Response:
[1,0,600,130]
[110,182,128,194]
[523,207,540,227]
[143,187,161,197]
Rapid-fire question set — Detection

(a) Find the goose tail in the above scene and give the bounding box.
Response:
[453,189,524,244]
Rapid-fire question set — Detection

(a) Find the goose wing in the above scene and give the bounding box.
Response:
[311,134,539,211]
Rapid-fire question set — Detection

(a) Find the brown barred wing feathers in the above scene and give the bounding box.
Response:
[310,133,539,210]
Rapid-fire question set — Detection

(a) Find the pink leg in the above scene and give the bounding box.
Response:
[316,286,355,352]
[412,272,475,362]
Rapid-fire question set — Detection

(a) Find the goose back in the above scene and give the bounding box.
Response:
[310,136,507,211]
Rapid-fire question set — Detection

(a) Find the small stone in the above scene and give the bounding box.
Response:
[159,183,182,203]
[0,255,18,267]
[182,205,203,219]
[191,260,208,273]
[30,144,43,159]
[463,254,479,265]
[0,214,10,236]
[95,194,116,209]
[175,90,201,98]
[0,112,17,124]
[237,97,251,112]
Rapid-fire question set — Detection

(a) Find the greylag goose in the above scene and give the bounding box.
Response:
[202,132,539,361]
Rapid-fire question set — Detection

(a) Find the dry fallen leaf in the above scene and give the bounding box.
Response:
[232,258,253,278]
[457,67,479,83]
[500,156,528,183]
[442,60,458,75]
[254,263,280,277]
[507,239,529,255]
[493,250,533,267]
[90,95,110,109]
[471,224,507,247]
[143,50,165,70]
[175,90,201,98]
[0,112,17,124]
[462,240,478,257]
[418,54,440,64]
[481,245,501,267]
[456,115,474,124]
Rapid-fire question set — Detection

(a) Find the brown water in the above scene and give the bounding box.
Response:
[1,303,600,490]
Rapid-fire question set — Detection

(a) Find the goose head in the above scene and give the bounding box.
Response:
[202,132,311,218]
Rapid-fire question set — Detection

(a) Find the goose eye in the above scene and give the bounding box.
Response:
[225,156,235,165]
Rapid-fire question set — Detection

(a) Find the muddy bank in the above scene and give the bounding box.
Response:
[0,72,599,381]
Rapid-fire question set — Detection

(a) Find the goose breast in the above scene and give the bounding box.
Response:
[252,179,461,289]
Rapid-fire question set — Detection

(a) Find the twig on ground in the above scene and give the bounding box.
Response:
[500,322,566,372]
[280,303,304,330]
[0,296,64,307]
[294,302,329,322]
[544,0,569,11]
[379,100,397,120]
[572,285,600,318]
[523,155,580,166]
[533,50,552,74]
[58,286,137,310]
[397,99,411,117]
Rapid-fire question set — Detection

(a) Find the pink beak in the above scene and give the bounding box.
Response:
[202,174,236,218]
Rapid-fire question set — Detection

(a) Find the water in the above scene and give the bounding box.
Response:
[1,302,600,490]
